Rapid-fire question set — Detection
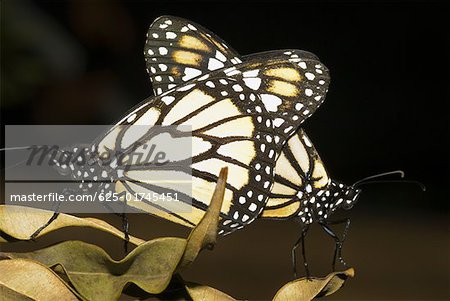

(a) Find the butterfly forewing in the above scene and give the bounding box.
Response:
[144,15,242,96]
[95,73,277,235]
[224,50,330,148]
[145,17,330,150]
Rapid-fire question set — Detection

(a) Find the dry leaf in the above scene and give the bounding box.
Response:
[178,167,227,269]
[1,168,229,301]
[273,268,355,301]
[0,258,80,301]
[0,205,145,245]
[2,239,186,301]
[185,282,236,301]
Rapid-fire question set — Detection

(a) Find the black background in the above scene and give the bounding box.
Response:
[1,1,449,300]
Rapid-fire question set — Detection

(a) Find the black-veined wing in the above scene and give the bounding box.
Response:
[144,15,242,96]
[261,129,330,221]
[94,72,277,235]
[145,16,330,147]
[222,50,329,147]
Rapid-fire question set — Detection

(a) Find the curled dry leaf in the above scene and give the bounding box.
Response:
[2,239,186,301]
[273,268,355,301]
[0,168,228,301]
[178,167,227,270]
[0,205,145,245]
[185,282,237,301]
[0,258,80,301]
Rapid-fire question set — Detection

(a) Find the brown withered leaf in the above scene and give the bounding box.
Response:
[273,268,355,301]
[0,205,145,245]
[2,238,186,301]
[185,282,237,301]
[178,167,227,269]
[1,168,229,301]
[0,258,80,301]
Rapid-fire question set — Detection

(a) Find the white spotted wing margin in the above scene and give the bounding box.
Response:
[94,73,278,235]
[144,15,242,96]
[221,49,330,148]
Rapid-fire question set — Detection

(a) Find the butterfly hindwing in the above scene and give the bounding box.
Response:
[261,129,330,219]
[144,16,242,96]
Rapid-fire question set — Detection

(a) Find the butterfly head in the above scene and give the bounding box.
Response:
[327,181,362,211]
[323,170,424,215]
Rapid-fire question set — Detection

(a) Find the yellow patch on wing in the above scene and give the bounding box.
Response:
[191,176,234,214]
[288,134,310,174]
[205,33,229,55]
[267,80,300,97]
[134,107,161,126]
[179,98,241,131]
[271,181,297,196]
[192,137,213,157]
[217,140,255,165]
[266,197,292,207]
[173,50,202,66]
[125,170,192,194]
[179,35,211,52]
[274,153,303,187]
[312,159,330,188]
[126,180,205,222]
[115,181,195,228]
[264,67,302,81]
[162,89,215,125]
[192,158,249,190]
[121,107,161,149]
[97,126,121,156]
[261,201,300,218]
[203,116,254,138]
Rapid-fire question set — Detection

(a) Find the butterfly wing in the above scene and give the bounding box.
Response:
[261,129,330,219]
[95,73,277,235]
[145,16,330,147]
[223,50,330,147]
[144,15,242,95]
[143,48,331,224]
[138,17,330,230]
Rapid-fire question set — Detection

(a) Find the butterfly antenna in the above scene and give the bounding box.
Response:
[1,145,53,171]
[354,180,426,191]
[0,146,33,152]
[352,170,405,186]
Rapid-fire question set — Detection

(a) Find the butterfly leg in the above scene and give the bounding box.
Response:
[120,213,130,253]
[319,218,351,271]
[30,212,59,240]
[30,189,67,240]
[119,191,130,253]
[97,191,130,253]
[291,224,310,279]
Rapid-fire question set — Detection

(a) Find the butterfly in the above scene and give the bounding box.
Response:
[142,16,361,229]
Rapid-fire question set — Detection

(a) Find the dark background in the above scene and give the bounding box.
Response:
[1,1,449,300]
